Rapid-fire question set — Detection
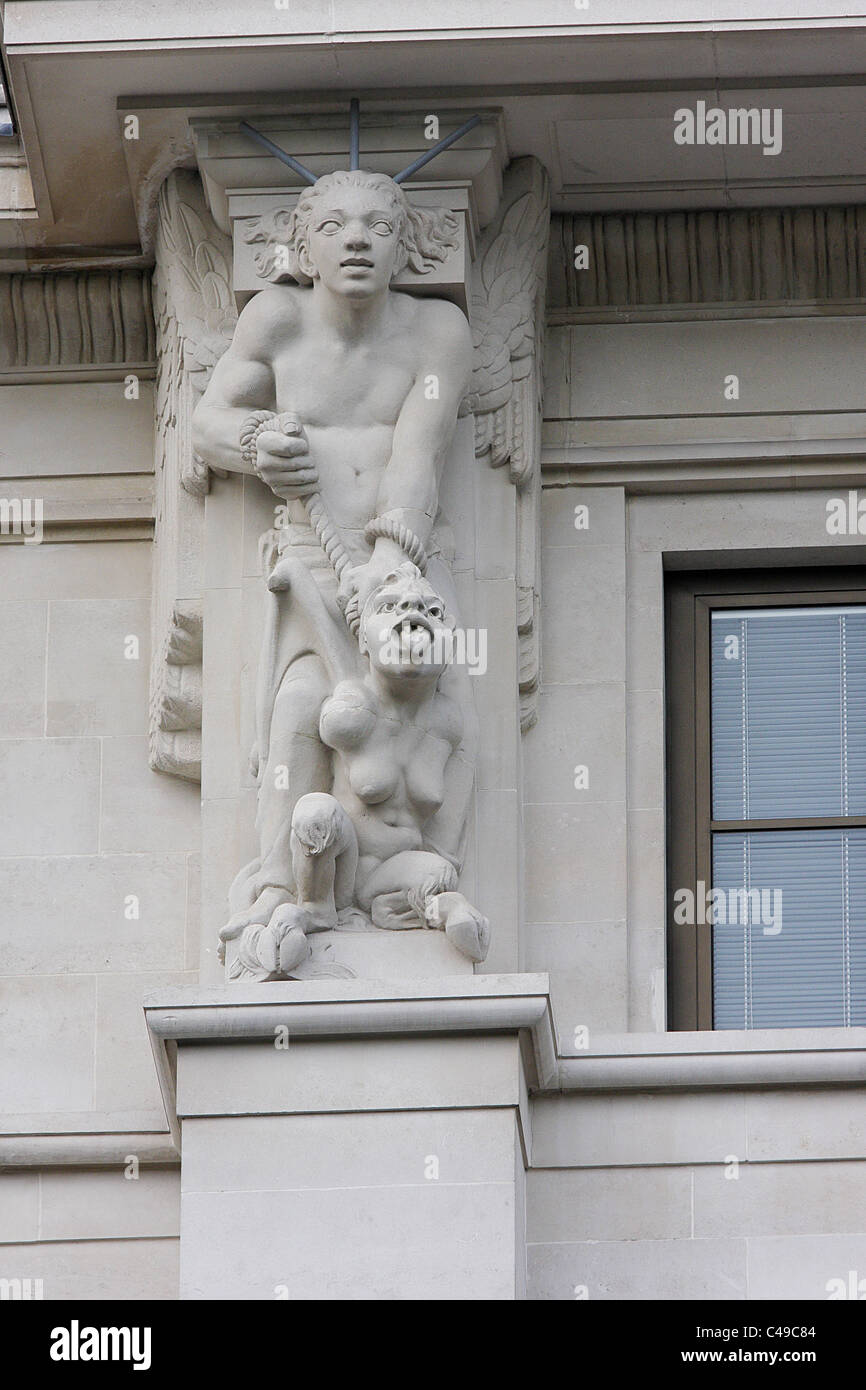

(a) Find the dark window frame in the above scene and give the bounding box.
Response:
[0,50,16,137]
[665,566,866,1031]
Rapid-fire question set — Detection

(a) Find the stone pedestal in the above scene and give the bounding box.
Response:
[145,974,553,1300]
[222,924,474,981]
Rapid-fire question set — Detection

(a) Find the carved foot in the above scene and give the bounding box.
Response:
[428,891,490,963]
[268,903,313,974]
[219,886,292,962]
[228,903,312,981]
[293,902,340,934]
[336,906,372,932]
[370,891,424,931]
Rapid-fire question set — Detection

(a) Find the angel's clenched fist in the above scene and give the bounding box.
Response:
[254,414,319,499]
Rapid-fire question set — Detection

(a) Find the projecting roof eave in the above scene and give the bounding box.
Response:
[5,7,866,261]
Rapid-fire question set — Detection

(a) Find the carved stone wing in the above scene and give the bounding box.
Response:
[149,601,203,781]
[468,158,550,731]
[469,157,550,485]
[150,170,236,781]
[153,170,237,496]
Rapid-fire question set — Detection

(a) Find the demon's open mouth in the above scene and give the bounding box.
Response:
[394,612,435,639]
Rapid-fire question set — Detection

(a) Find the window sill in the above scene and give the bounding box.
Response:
[555,1027,866,1092]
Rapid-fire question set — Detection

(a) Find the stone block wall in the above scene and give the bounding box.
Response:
[0,375,192,1296]
[527,1087,866,1300]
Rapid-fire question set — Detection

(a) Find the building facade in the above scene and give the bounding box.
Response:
[2,3,866,1301]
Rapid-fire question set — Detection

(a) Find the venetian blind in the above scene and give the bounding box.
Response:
[710,607,866,1028]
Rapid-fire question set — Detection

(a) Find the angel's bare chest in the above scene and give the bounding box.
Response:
[272,336,417,427]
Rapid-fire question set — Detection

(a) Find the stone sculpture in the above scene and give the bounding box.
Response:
[191,169,489,978]
[231,557,490,978]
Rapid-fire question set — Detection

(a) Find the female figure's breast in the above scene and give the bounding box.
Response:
[348,754,400,807]
[405,758,446,822]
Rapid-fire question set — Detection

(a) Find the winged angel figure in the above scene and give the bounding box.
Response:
[151,158,548,977]
[157,158,549,500]
[156,159,548,534]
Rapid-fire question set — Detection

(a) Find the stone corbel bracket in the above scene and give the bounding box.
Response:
[149,600,203,781]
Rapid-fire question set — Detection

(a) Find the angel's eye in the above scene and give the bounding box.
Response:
[371,221,393,235]
[318,219,342,234]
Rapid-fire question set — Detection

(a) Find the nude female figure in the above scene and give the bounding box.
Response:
[224,559,489,979]
[191,170,480,948]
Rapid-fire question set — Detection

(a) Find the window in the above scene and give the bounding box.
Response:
[666,569,866,1030]
[0,53,14,136]
[0,81,13,137]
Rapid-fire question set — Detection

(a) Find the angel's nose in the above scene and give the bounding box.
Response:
[344,220,371,248]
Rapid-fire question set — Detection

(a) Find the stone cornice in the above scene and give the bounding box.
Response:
[549,205,866,318]
[0,267,155,377]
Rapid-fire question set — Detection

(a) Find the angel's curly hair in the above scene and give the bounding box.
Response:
[244,170,459,286]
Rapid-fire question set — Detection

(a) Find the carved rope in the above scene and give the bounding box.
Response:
[239,410,280,472]
[240,409,359,630]
[363,514,428,575]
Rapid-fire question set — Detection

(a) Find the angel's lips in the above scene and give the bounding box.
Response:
[341,257,374,269]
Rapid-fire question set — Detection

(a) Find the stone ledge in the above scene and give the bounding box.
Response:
[144,973,554,1044]
[144,974,557,1147]
[144,981,866,1126]
[557,1027,866,1092]
[541,425,866,491]
[0,1132,177,1169]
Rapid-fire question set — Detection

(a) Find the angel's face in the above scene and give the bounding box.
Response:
[300,184,402,299]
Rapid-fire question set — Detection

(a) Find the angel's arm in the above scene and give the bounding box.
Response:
[367,299,472,566]
[192,290,293,473]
